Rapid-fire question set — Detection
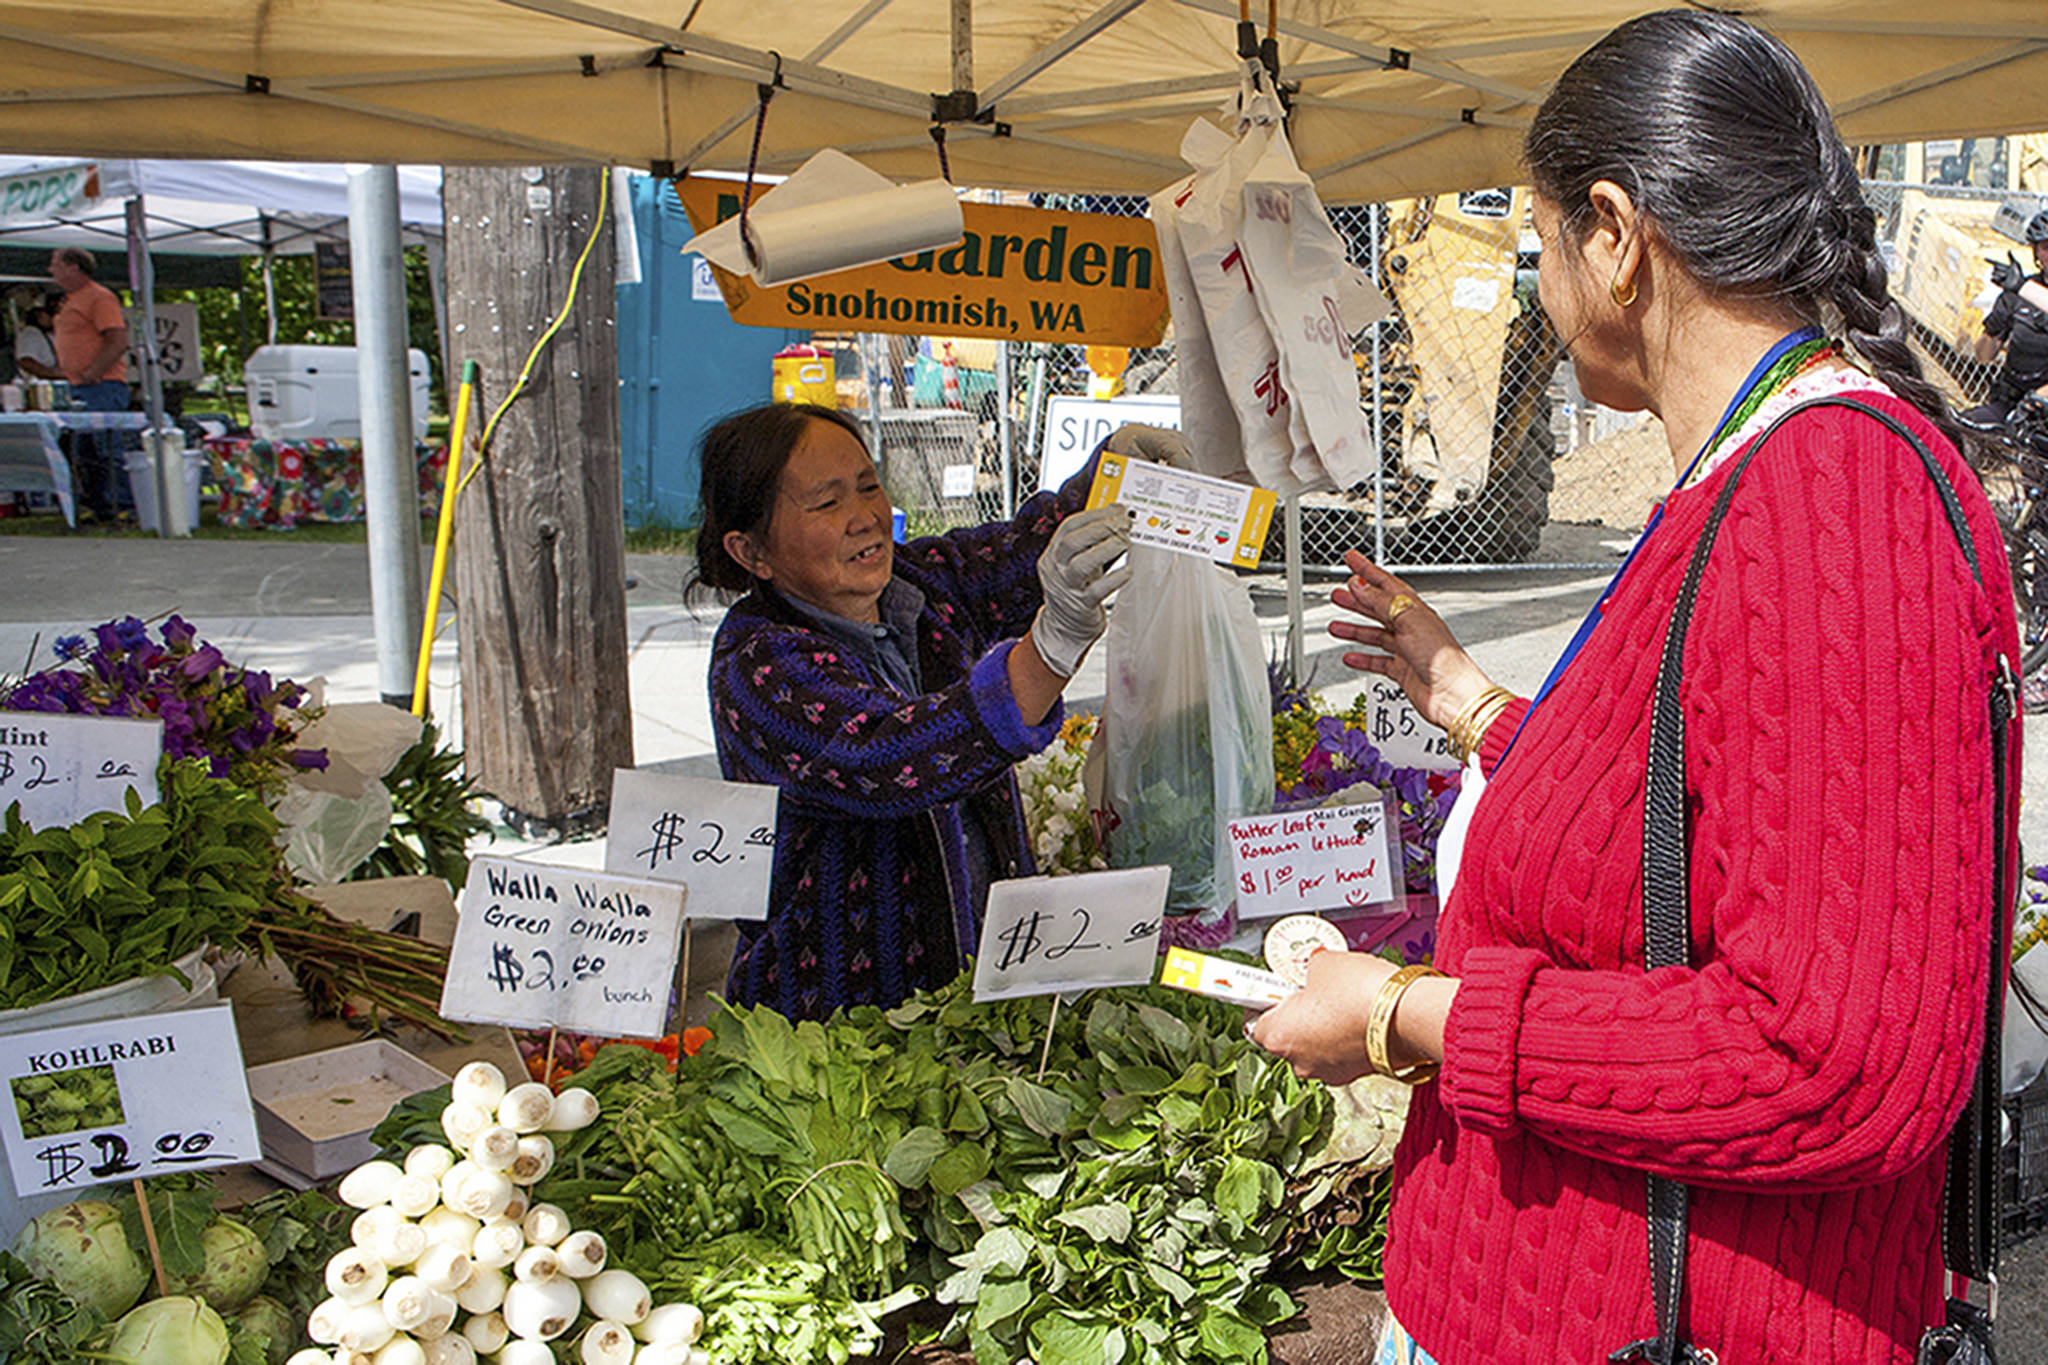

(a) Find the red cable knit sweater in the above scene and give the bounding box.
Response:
[1387,393,2021,1364]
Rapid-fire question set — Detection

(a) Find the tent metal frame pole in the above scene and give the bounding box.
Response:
[258,215,278,344]
[1832,43,2046,120]
[996,337,1013,520]
[1293,91,1531,131]
[979,0,1147,109]
[490,0,930,117]
[124,195,171,541]
[347,164,425,708]
[1371,204,1386,567]
[999,56,1379,117]
[771,121,1183,174]
[1284,492,1304,685]
[1173,0,1541,107]
[1311,97,1520,182]
[0,22,605,162]
[1023,346,1046,499]
[672,0,896,172]
[951,0,973,92]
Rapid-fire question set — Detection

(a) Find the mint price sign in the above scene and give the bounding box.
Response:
[441,857,687,1038]
[0,1004,259,1194]
[0,713,162,829]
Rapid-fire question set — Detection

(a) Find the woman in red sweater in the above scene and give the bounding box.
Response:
[1251,11,2019,1364]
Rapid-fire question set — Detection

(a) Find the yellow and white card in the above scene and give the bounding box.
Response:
[1086,454,1277,570]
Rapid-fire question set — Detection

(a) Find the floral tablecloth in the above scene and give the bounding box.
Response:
[203,436,447,529]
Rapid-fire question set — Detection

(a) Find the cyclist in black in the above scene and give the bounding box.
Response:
[1966,207,2048,427]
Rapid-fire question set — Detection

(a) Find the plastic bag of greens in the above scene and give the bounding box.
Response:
[1093,545,1273,944]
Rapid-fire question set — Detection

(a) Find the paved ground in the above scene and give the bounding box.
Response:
[5,521,2045,1350]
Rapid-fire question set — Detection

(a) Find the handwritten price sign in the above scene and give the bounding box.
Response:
[0,713,161,830]
[605,770,779,921]
[971,865,1170,1002]
[441,858,686,1037]
[1228,799,1397,920]
[0,1004,259,1195]
[1359,678,1458,772]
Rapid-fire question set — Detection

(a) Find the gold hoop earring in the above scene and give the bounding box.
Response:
[1610,275,1638,308]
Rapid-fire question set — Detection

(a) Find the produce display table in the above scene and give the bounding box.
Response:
[0,411,154,527]
[201,435,447,529]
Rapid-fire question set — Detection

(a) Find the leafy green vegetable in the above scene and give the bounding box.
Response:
[11,1065,123,1138]
[645,1233,916,1365]
[228,1189,352,1322]
[110,1179,214,1280]
[0,1250,106,1365]
[0,761,278,1009]
[345,719,487,890]
[540,972,1335,1364]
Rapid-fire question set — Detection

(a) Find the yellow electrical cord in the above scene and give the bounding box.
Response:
[410,168,618,713]
[454,167,614,502]
[411,358,477,716]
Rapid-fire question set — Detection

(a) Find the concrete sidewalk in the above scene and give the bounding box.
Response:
[0,528,1623,777]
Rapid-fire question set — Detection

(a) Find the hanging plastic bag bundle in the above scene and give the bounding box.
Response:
[1092,545,1274,945]
[1238,114,1381,490]
[1149,158,1250,485]
[1156,61,1306,493]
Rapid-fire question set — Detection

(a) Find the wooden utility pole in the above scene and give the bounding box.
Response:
[442,165,632,833]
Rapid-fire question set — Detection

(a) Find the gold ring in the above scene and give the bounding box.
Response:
[1384,593,1420,625]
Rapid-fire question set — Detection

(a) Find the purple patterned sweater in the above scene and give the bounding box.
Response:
[710,462,1095,1018]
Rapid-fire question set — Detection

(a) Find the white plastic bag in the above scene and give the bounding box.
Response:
[276,781,396,886]
[1094,546,1274,916]
[2007,940,2048,1094]
[1239,126,1378,490]
[271,702,424,884]
[1148,180,1251,483]
[1159,63,1304,492]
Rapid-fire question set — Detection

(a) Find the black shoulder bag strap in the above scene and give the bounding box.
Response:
[1606,396,2016,1365]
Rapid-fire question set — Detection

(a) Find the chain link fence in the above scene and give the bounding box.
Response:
[845,179,2044,570]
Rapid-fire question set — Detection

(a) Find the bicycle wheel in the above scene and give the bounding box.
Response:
[2014,520,2048,678]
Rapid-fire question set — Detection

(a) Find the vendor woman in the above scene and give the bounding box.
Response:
[694,402,1134,1018]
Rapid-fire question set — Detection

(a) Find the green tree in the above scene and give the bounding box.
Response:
[156,246,445,418]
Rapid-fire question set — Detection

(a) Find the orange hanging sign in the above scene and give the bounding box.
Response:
[673,179,1170,347]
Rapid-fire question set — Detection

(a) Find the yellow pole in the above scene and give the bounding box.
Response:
[412,359,478,717]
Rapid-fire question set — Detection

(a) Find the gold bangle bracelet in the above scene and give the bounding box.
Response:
[1366,963,1445,1084]
[1459,693,1514,764]
[1443,685,1508,761]
[1445,685,1515,766]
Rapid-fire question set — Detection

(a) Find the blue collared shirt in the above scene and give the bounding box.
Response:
[779,576,927,697]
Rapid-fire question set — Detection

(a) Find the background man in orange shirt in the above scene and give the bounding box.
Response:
[48,247,133,520]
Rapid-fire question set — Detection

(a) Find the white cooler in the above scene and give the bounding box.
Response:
[245,344,432,444]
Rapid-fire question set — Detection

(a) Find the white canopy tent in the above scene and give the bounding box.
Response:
[0,3,2041,202]
[0,158,443,259]
[3,0,2041,765]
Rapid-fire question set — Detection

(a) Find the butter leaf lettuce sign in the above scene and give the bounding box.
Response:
[674,179,1168,347]
[0,163,100,224]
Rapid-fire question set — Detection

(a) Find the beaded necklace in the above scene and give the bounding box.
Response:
[1496,328,1836,770]
[1677,336,1840,489]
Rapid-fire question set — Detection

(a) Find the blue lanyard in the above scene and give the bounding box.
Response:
[1495,327,1821,769]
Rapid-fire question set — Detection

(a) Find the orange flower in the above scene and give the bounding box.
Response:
[681,1027,712,1057]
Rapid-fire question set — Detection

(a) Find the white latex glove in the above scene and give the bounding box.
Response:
[1032,505,1134,678]
[1103,423,1194,470]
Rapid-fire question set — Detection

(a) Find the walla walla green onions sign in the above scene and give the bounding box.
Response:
[0,163,100,224]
